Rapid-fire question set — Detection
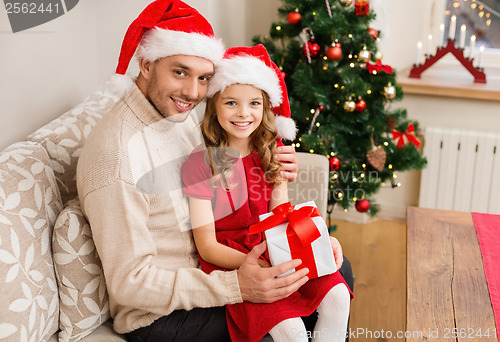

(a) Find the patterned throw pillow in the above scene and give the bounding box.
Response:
[27,89,119,205]
[0,141,63,341]
[53,199,110,342]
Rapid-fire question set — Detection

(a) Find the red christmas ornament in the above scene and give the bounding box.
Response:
[355,98,367,112]
[303,38,321,59]
[368,27,379,41]
[355,0,369,15]
[287,10,302,25]
[281,71,287,79]
[355,199,370,213]
[329,156,341,171]
[326,42,342,61]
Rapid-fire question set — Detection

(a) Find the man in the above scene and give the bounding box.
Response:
[77,1,351,341]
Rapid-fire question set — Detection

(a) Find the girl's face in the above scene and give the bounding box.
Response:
[216,84,264,152]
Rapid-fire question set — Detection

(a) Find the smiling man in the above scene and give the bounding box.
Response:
[76,1,305,341]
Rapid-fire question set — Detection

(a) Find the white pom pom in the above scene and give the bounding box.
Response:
[275,116,297,141]
[104,74,136,98]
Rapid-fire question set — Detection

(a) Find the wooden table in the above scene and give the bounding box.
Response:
[406,207,498,341]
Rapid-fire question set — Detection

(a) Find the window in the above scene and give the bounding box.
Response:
[443,0,500,49]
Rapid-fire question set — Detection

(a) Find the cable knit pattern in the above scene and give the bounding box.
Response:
[76,85,242,334]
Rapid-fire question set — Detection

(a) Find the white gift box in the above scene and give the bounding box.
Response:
[258,201,337,278]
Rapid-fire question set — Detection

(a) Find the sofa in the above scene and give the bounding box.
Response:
[0,87,329,342]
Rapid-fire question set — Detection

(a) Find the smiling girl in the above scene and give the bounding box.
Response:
[181,45,351,342]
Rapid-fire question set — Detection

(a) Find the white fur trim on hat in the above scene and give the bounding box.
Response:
[105,73,136,98]
[137,28,225,64]
[275,115,297,141]
[206,56,282,107]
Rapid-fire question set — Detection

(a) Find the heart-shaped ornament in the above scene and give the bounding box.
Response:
[366,148,386,172]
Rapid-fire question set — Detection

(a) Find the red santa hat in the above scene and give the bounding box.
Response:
[107,0,225,97]
[206,44,297,141]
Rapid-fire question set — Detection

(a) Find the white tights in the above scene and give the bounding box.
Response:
[268,284,350,342]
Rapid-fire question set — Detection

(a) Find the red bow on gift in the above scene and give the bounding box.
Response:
[392,123,421,149]
[366,60,393,74]
[249,202,323,278]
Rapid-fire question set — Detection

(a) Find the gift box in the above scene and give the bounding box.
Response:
[249,201,337,279]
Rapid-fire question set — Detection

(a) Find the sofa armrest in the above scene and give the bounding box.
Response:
[287,152,329,218]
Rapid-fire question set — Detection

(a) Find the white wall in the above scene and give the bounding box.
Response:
[0,0,151,150]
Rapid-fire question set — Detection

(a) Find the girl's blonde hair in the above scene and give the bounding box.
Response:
[201,88,283,188]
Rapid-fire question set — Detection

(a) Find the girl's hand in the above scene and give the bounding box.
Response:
[275,146,298,182]
[330,236,344,270]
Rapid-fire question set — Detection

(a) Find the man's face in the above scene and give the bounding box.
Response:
[146,55,214,122]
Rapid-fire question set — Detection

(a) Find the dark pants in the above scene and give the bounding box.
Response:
[126,258,354,342]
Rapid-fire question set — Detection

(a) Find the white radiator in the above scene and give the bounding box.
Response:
[419,127,500,214]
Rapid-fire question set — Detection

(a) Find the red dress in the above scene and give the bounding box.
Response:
[181,145,351,342]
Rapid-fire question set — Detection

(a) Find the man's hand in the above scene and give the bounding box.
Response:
[275,145,298,182]
[330,236,343,270]
[237,241,309,303]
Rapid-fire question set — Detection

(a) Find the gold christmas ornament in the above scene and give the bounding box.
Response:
[343,98,356,112]
[359,46,371,63]
[339,0,353,6]
[383,82,396,99]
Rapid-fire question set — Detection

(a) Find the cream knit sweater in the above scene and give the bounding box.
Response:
[76,85,242,334]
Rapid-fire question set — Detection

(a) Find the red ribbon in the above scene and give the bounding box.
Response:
[249,202,323,278]
[366,60,393,74]
[392,123,421,149]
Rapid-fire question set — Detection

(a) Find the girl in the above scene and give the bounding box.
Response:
[181,44,352,342]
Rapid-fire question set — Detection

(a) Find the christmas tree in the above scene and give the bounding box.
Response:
[254,0,426,216]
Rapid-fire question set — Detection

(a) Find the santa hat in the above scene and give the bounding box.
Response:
[207,44,297,141]
[107,0,224,97]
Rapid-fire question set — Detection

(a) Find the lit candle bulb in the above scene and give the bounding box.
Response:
[459,25,466,49]
[439,24,445,47]
[416,41,423,66]
[427,35,433,55]
[449,15,457,40]
[478,45,485,68]
[469,35,476,59]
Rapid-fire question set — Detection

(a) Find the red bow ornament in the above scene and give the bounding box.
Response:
[366,60,393,74]
[249,201,336,279]
[392,123,421,149]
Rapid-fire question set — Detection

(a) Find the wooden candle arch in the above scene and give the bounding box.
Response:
[409,39,487,84]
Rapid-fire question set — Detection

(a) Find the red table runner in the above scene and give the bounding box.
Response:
[473,212,500,334]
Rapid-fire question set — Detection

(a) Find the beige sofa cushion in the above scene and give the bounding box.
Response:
[0,141,63,341]
[53,199,110,342]
[27,89,119,204]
